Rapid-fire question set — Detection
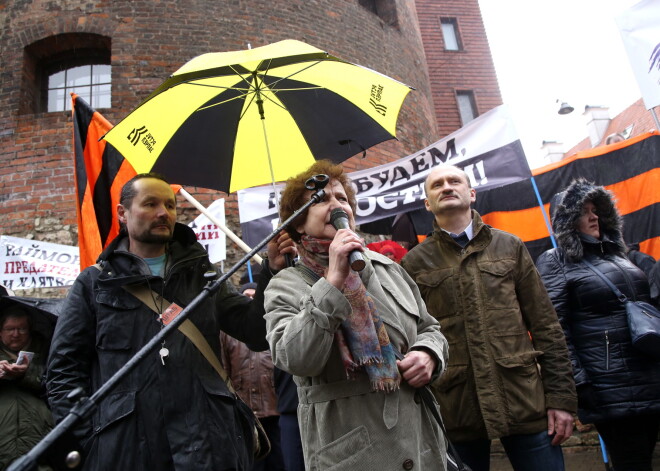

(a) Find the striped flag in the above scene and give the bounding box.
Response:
[72,94,137,269]
[476,132,660,261]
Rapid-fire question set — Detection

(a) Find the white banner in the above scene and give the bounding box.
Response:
[0,236,80,290]
[617,0,660,110]
[238,105,529,246]
[188,198,226,263]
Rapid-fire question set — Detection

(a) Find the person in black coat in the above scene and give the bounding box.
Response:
[537,178,660,471]
[47,173,295,471]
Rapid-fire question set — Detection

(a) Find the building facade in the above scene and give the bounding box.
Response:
[0,0,502,289]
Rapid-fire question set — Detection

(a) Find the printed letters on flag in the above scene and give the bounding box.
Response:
[239,104,530,247]
[72,94,137,269]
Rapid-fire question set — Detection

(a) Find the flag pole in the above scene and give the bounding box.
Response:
[530,176,557,248]
[178,188,263,264]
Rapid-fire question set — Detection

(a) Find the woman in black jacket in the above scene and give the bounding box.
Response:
[536,179,660,471]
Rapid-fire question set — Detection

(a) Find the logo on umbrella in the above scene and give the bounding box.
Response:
[128,126,149,146]
[127,126,157,153]
[370,84,387,116]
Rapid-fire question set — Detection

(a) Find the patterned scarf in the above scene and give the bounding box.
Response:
[299,235,400,392]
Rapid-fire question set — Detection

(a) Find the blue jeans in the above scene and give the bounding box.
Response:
[452,430,565,471]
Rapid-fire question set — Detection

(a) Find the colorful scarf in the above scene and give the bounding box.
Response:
[299,235,400,392]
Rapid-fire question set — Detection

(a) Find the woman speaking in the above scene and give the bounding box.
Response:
[264,160,448,470]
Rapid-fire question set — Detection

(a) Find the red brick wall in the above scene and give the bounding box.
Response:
[0,0,501,277]
[0,1,437,258]
[415,0,503,138]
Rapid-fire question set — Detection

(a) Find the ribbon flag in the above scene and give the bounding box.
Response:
[240,107,660,262]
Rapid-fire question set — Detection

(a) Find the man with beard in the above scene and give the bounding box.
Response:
[47,173,295,471]
[401,165,577,471]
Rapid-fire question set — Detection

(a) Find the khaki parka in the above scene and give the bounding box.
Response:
[265,251,449,471]
[402,211,577,443]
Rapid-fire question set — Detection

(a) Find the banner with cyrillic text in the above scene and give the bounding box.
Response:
[188,198,226,263]
[239,104,530,247]
[1,236,81,290]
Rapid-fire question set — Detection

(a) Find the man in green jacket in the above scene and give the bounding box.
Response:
[402,165,577,471]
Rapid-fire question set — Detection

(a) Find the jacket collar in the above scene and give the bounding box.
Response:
[96,223,206,285]
[431,209,491,252]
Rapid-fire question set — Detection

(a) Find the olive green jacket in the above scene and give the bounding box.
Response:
[0,335,54,470]
[402,211,576,442]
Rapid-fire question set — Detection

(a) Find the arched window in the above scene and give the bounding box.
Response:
[47,64,111,112]
[22,33,111,114]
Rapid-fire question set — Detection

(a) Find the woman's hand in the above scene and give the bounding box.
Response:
[326,228,364,290]
[397,350,437,388]
[266,232,298,271]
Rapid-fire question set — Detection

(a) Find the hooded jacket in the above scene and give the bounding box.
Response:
[402,211,576,442]
[536,179,660,423]
[47,223,271,471]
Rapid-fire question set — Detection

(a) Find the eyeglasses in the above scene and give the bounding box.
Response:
[1,328,29,335]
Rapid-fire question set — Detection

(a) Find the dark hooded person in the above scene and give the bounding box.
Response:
[537,178,660,471]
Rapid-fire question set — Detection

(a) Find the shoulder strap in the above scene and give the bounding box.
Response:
[581,258,628,302]
[122,282,236,394]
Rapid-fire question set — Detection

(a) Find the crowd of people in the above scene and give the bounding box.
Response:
[1,163,658,471]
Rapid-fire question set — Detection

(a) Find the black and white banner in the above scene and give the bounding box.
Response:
[239,105,530,247]
[1,236,81,290]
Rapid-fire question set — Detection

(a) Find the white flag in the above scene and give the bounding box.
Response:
[616,0,660,110]
[188,198,226,263]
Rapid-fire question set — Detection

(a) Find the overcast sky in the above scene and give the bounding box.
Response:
[478,0,643,168]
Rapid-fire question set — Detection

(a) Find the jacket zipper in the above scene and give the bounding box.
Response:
[605,330,610,370]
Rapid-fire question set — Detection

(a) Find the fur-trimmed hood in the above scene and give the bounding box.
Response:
[551,178,626,261]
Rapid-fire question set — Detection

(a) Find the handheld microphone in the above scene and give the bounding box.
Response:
[329,208,366,272]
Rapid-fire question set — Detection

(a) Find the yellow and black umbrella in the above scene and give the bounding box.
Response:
[103,39,412,193]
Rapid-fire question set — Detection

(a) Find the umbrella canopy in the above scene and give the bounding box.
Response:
[0,286,61,341]
[103,39,412,193]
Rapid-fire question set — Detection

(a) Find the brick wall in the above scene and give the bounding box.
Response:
[415,0,503,137]
[0,0,500,282]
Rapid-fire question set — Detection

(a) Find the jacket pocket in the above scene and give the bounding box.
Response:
[414,268,458,318]
[95,289,140,351]
[93,390,136,436]
[494,351,545,423]
[310,425,373,471]
[477,259,518,310]
[434,364,468,392]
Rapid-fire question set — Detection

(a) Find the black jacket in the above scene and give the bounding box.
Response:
[537,180,660,423]
[47,224,271,470]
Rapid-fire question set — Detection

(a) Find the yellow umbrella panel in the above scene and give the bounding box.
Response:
[104,39,412,193]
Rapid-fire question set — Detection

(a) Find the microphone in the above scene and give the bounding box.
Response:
[329,208,366,272]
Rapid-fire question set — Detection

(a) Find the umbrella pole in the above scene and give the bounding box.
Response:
[7,175,330,471]
[178,187,263,264]
[256,94,293,267]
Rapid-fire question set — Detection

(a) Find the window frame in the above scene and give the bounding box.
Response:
[456,90,478,126]
[440,17,463,51]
